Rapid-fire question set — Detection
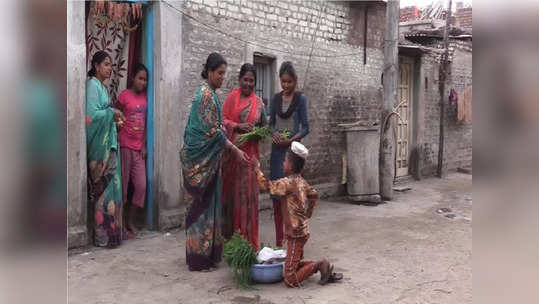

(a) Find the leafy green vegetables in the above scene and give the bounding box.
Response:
[223,233,258,288]
[236,126,291,147]
[235,126,271,147]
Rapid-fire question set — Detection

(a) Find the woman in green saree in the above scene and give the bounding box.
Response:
[86,51,126,248]
[181,53,250,271]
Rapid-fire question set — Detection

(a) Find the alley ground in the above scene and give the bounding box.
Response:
[68,173,472,304]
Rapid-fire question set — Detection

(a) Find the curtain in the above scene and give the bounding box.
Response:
[86,6,131,105]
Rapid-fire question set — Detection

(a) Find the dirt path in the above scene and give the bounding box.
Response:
[68,173,471,304]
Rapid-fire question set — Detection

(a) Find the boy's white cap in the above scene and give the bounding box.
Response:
[291,141,309,159]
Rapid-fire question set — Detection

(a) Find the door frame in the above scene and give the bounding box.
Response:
[141,2,155,230]
[396,56,415,178]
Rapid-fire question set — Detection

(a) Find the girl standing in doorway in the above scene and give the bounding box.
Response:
[269,61,310,247]
[116,64,148,238]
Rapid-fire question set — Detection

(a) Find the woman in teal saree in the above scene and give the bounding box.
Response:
[86,51,126,248]
[181,53,250,271]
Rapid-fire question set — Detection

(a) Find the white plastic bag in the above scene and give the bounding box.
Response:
[256,247,286,263]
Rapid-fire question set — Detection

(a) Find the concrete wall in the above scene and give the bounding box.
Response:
[67,1,89,248]
[178,0,386,187]
[154,1,185,230]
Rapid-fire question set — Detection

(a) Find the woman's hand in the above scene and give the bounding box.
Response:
[237,123,254,133]
[113,108,125,122]
[272,132,285,145]
[233,146,250,165]
[253,158,260,170]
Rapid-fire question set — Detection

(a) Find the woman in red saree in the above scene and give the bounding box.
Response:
[222,63,267,251]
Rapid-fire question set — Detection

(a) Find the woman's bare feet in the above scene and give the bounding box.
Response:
[127,222,138,235]
[125,230,137,240]
[128,206,139,234]
[200,267,217,272]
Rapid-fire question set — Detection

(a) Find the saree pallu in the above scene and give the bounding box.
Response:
[86,77,123,248]
[221,89,266,252]
[181,83,226,271]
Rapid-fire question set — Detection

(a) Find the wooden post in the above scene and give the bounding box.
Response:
[437,0,452,177]
[380,0,399,200]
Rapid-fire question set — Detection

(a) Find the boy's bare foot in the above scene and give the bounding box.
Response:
[318,258,331,285]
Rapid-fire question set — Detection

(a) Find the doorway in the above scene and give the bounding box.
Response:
[85,1,155,232]
[396,56,414,178]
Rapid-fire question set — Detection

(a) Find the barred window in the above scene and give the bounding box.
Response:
[253,55,275,110]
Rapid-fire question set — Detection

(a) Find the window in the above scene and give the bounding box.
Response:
[253,55,275,109]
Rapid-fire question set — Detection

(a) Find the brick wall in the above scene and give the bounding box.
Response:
[420,52,442,176]
[455,6,472,29]
[178,0,386,185]
[418,40,472,176]
[445,47,472,170]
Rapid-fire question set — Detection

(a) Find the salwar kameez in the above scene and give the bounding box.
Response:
[268,91,310,247]
[221,89,266,252]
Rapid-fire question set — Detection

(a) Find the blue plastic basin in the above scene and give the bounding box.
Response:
[250,262,284,284]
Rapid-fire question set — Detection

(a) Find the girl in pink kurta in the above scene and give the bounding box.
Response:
[116,64,148,237]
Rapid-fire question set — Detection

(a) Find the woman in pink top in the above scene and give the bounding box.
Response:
[116,64,148,237]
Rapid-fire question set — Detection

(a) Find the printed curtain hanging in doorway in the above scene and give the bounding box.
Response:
[85,1,143,105]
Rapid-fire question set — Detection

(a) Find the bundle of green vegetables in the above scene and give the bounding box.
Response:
[235,126,291,147]
[223,233,258,288]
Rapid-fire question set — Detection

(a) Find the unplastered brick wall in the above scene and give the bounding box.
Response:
[178,0,387,185]
[420,52,442,176]
[419,42,472,176]
[455,6,472,29]
[445,47,472,170]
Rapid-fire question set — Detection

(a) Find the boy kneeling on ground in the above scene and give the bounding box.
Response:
[254,141,343,287]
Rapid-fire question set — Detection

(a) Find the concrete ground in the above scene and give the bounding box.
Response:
[68,173,472,304]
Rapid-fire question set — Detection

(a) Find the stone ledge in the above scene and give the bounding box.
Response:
[159,208,185,231]
[68,225,88,249]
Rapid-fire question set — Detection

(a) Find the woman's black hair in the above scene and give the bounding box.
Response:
[88,50,111,77]
[239,63,257,82]
[201,52,227,79]
[279,61,297,81]
[130,63,149,90]
[132,63,148,78]
[286,148,306,174]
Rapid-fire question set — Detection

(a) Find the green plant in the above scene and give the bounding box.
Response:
[236,126,292,147]
[235,126,272,147]
[223,233,258,288]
